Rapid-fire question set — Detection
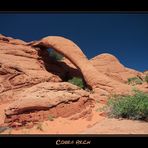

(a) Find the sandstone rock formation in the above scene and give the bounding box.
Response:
[0,35,95,124]
[0,34,63,103]
[5,82,94,126]
[1,34,143,125]
[62,53,143,83]
[5,82,90,116]
[90,53,143,83]
[28,36,131,93]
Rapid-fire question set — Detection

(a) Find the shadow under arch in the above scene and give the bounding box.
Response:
[28,36,129,92]
[37,46,84,82]
[28,36,99,89]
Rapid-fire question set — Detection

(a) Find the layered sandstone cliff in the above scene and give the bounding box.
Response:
[0,34,146,127]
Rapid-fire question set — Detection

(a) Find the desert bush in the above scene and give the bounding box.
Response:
[49,49,63,61]
[105,90,148,121]
[36,123,44,131]
[145,75,148,83]
[48,115,55,121]
[68,77,84,89]
[127,77,143,85]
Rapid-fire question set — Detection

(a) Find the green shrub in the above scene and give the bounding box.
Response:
[36,123,44,131]
[68,77,84,89]
[127,77,143,85]
[49,49,63,61]
[145,75,148,83]
[48,115,55,121]
[105,90,148,121]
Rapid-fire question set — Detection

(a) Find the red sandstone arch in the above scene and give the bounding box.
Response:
[3,35,132,117]
[28,36,130,93]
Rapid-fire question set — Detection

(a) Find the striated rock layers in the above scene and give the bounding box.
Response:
[5,82,94,127]
[0,34,63,103]
[0,34,144,125]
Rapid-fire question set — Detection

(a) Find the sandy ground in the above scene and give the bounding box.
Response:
[0,101,148,135]
[81,118,148,134]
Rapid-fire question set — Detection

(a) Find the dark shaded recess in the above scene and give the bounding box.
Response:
[37,47,85,83]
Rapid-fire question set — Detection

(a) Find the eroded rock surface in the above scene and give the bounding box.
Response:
[0,35,146,128]
[5,82,91,115]
[28,36,132,94]
[0,35,63,103]
[5,82,93,127]
[90,53,143,83]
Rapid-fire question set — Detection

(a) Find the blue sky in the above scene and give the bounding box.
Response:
[0,13,148,72]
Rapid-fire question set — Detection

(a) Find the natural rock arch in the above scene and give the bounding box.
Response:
[2,35,131,119]
[28,36,130,93]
